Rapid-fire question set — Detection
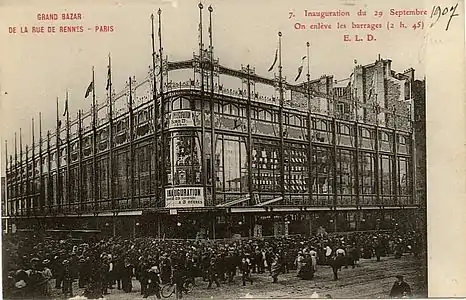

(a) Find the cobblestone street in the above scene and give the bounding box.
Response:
[57,254,427,299]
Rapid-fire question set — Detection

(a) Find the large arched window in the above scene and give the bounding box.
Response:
[223,103,231,115]
[314,119,327,131]
[361,128,371,138]
[172,97,191,111]
[380,131,390,142]
[181,98,191,109]
[398,135,407,145]
[339,124,351,135]
[230,104,239,116]
[291,115,301,126]
[172,98,181,110]
[258,109,266,120]
[264,110,273,121]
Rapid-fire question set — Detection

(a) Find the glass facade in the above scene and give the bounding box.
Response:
[5,69,416,229]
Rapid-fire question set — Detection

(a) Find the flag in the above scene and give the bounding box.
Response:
[158,20,161,38]
[198,22,203,48]
[62,96,68,117]
[367,70,377,101]
[294,56,306,81]
[106,66,111,91]
[268,49,278,72]
[155,54,161,76]
[85,81,93,98]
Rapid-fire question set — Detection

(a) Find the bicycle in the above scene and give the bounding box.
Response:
[161,278,195,298]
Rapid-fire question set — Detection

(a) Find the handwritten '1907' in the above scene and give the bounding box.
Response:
[430,2,459,31]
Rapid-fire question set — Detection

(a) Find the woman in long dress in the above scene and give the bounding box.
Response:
[41,260,53,297]
[297,254,314,280]
[270,254,281,283]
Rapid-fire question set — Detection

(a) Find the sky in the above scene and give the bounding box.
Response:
[0,0,432,175]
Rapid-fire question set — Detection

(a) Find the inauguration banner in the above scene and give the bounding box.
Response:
[169,110,194,128]
[165,187,204,208]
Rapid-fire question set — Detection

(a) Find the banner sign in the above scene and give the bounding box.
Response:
[169,110,194,128]
[165,187,204,208]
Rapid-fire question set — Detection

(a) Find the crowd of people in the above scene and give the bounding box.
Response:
[2,229,422,299]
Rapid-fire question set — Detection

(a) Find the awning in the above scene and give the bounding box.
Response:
[254,196,283,207]
[216,194,250,207]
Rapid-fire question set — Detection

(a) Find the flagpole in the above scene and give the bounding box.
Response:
[199,3,204,57]
[354,60,359,122]
[92,67,98,211]
[208,5,216,206]
[56,97,61,211]
[4,139,7,221]
[31,117,35,215]
[151,13,160,210]
[66,90,71,212]
[129,77,135,209]
[78,110,83,211]
[9,152,13,218]
[46,130,50,213]
[374,90,380,206]
[278,31,285,203]
[353,64,361,212]
[306,41,313,204]
[107,54,115,216]
[25,143,29,215]
[92,66,96,128]
[14,131,17,215]
[158,8,166,210]
[246,64,253,207]
[19,128,23,215]
[393,104,398,206]
[39,112,43,213]
[198,2,207,211]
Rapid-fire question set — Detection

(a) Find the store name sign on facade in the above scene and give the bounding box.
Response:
[169,110,194,128]
[165,187,204,208]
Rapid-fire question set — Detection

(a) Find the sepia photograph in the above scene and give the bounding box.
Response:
[1,0,462,298]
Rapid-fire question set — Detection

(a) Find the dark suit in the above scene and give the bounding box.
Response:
[389,281,412,298]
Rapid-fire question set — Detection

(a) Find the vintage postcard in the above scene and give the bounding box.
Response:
[0,0,464,298]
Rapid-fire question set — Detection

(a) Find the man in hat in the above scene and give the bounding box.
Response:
[53,254,64,289]
[61,260,73,298]
[172,262,186,299]
[27,257,45,297]
[121,257,134,293]
[324,245,333,264]
[144,265,162,299]
[270,254,282,283]
[159,253,172,285]
[374,238,383,262]
[309,248,318,273]
[41,259,53,297]
[389,275,412,298]
[240,254,253,286]
[207,256,220,289]
[294,251,304,276]
[78,257,88,288]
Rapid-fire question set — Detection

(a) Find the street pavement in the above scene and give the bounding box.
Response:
[58,254,426,299]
